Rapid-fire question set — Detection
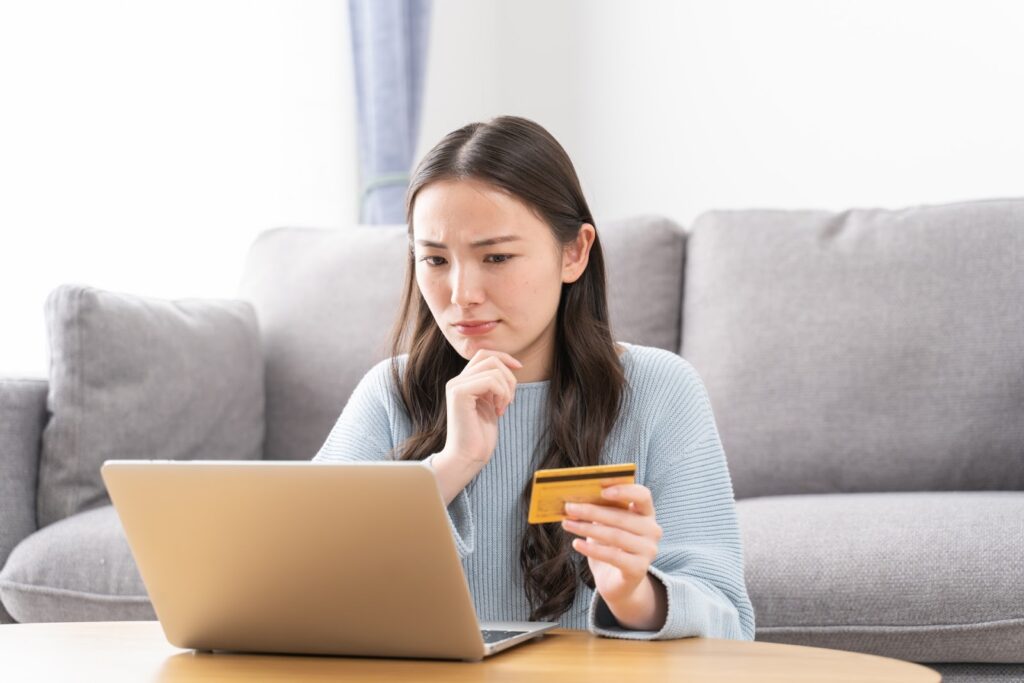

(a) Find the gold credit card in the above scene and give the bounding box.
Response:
[527,462,636,524]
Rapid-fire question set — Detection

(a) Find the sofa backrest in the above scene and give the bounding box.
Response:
[681,197,1024,498]
[236,215,685,463]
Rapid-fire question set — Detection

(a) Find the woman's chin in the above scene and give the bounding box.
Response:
[455,337,504,358]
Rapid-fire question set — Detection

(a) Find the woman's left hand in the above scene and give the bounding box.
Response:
[562,483,663,608]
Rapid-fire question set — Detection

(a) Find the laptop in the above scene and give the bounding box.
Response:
[100,460,557,661]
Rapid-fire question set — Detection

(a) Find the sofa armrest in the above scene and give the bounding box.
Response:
[0,377,47,571]
[0,376,47,622]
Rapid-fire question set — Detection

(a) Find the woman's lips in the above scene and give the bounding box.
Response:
[455,320,499,336]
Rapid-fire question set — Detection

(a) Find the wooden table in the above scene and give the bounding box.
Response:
[0,621,940,682]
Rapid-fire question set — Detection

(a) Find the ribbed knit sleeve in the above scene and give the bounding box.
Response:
[587,354,756,641]
[312,359,476,559]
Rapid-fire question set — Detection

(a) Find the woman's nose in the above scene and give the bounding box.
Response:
[450,265,484,306]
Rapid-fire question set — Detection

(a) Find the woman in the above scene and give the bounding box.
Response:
[314,115,755,640]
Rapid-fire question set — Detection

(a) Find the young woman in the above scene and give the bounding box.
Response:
[314,115,755,641]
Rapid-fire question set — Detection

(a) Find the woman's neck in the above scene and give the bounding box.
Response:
[511,341,625,384]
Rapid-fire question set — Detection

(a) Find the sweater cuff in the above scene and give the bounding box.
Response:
[587,568,670,640]
[424,453,475,559]
[588,564,748,641]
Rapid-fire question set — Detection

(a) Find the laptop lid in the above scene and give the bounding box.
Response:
[101,460,547,660]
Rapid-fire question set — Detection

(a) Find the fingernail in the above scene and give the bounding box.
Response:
[564,503,577,512]
[603,488,618,498]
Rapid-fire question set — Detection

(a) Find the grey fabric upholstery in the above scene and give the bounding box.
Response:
[682,198,1024,499]
[236,216,686,462]
[0,505,154,622]
[36,284,266,529]
[0,377,48,623]
[738,492,1024,662]
[236,226,409,463]
[929,663,1024,682]
[597,215,687,352]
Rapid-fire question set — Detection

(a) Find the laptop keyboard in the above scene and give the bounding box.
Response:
[480,629,529,644]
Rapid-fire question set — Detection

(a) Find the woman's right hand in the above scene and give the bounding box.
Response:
[438,349,522,470]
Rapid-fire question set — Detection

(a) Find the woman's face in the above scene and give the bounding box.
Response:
[412,177,593,382]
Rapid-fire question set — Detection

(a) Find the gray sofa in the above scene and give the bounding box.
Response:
[2,197,1022,682]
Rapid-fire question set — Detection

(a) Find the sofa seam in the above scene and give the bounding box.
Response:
[0,579,149,603]
[757,617,1024,632]
[73,285,84,523]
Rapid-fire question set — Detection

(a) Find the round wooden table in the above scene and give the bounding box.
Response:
[0,621,940,682]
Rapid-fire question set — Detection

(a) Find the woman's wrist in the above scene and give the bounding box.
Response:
[603,573,668,631]
[429,449,483,506]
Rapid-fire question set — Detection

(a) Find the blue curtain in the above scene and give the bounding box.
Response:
[348,0,432,225]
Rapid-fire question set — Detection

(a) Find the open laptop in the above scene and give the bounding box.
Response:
[100,460,557,661]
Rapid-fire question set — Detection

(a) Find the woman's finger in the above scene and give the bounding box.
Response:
[464,349,523,374]
[599,483,655,517]
[453,372,515,414]
[572,537,648,579]
[482,367,515,411]
[563,501,658,537]
[482,359,517,409]
[458,360,517,407]
[569,497,655,524]
[562,518,657,558]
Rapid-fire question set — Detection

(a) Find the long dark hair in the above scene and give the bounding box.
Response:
[387,115,625,622]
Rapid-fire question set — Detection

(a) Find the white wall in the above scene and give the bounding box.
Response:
[420,0,1024,225]
[0,1,357,378]
[4,0,1023,378]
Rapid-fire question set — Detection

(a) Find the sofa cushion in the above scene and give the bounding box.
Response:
[236,216,685,462]
[37,284,265,528]
[738,491,1024,663]
[682,197,1024,498]
[0,505,153,622]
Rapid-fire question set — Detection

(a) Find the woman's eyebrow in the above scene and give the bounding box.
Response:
[415,235,522,249]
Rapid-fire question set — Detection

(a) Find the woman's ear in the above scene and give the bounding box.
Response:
[562,223,596,284]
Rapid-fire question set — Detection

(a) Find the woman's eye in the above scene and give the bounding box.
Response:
[417,254,512,266]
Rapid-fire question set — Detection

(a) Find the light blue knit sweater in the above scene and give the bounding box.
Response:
[313,341,756,641]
